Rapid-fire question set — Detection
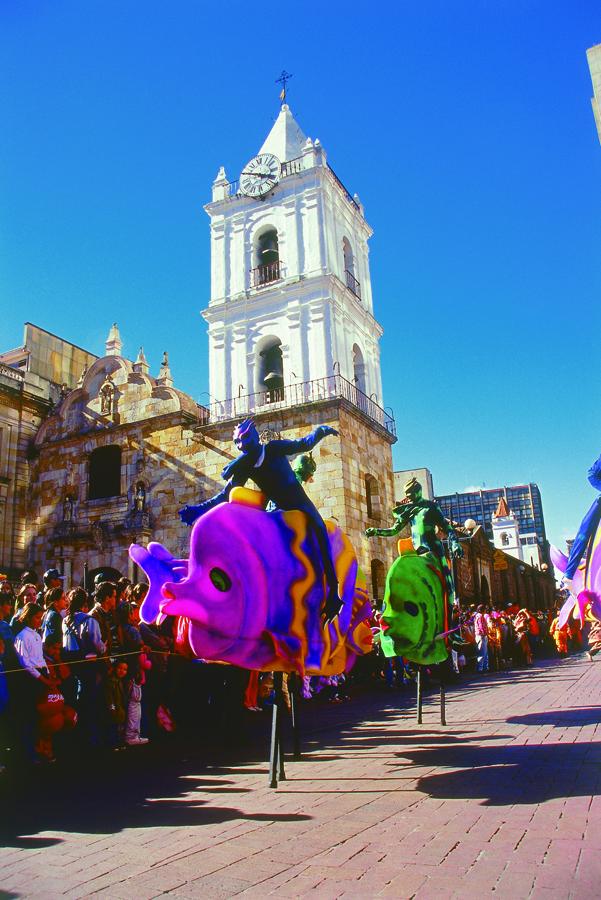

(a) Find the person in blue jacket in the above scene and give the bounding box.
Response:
[563,452,601,588]
[179,418,342,621]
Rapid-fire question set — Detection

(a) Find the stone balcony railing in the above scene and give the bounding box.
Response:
[195,374,396,439]
[0,362,25,384]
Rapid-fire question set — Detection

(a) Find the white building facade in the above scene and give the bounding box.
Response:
[202,104,384,421]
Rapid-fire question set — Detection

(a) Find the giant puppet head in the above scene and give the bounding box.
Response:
[233,418,260,454]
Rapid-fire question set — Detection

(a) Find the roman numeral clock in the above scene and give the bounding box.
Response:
[239,152,281,198]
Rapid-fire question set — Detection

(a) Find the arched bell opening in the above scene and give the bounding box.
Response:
[256,337,285,403]
[352,343,367,397]
[252,227,280,287]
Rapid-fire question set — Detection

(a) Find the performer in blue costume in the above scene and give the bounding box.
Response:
[179,418,343,621]
[562,452,601,588]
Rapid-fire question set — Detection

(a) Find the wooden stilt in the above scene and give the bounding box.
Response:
[416,666,423,724]
[440,681,446,726]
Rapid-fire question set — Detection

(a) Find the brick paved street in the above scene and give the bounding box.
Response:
[2,655,601,899]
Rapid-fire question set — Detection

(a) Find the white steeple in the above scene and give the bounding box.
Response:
[492,497,523,562]
[203,104,383,415]
[105,323,122,357]
[257,105,308,162]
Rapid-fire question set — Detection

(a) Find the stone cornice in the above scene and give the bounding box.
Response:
[36,409,198,450]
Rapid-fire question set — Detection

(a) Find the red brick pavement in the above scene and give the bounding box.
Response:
[2,655,601,898]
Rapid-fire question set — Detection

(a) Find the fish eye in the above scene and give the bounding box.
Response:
[404,601,419,617]
[209,567,232,592]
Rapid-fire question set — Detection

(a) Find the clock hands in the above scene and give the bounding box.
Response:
[240,170,275,178]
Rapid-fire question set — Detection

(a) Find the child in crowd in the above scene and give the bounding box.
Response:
[104,660,128,749]
[44,636,77,708]
[125,670,149,745]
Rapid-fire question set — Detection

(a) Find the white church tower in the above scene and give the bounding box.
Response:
[492,497,523,562]
[198,99,397,604]
[202,103,384,416]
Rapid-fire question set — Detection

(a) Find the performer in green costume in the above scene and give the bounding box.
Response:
[365,477,463,664]
[366,476,462,602]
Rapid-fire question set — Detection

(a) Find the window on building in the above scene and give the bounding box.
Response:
[501,532,510,546]
[365,474,380,520]
[342,237,361,298]
[88,446,122,500]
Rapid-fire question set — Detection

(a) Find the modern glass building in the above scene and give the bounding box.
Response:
[435,483,549,565]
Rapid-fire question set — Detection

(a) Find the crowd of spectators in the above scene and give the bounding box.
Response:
[447,601,583,675]
[0,566,588,771]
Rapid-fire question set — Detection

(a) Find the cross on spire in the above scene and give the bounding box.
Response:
[276,70,293,105]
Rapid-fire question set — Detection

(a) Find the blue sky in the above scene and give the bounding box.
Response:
[1,1,600,552]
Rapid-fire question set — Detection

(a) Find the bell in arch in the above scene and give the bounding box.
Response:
[258,230,279,265]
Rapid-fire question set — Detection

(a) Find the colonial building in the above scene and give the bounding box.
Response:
[0,324,97,577]
[5,103,398,597]
[454,523,555,611]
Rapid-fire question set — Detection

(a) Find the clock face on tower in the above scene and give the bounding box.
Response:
[240,153,281,198]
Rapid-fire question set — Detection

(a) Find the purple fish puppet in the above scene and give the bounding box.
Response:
[129,487,372,675]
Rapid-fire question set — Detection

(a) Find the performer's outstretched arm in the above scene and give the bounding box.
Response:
[273,425,338,457]
[365,509,408,539]
[179,480,241,526]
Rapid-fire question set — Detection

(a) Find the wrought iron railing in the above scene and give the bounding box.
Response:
[252,260,281,287]
[345,269,361,299]
[198,374,395,437]
[326,165,361,211]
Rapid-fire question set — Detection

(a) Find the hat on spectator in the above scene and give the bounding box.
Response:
[94,572,111,586]
[43,568,65,583]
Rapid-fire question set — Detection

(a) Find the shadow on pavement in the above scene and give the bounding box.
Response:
[0,751,312,844]
[396,740,601,805]
[507,707,601,727]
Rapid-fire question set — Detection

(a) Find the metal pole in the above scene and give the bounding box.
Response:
[416,666,423,724]
[269,692,280,788]
[83,561,89,593]
[290,673,301,761]
[276,672,286,781]
[269,672,286,787]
